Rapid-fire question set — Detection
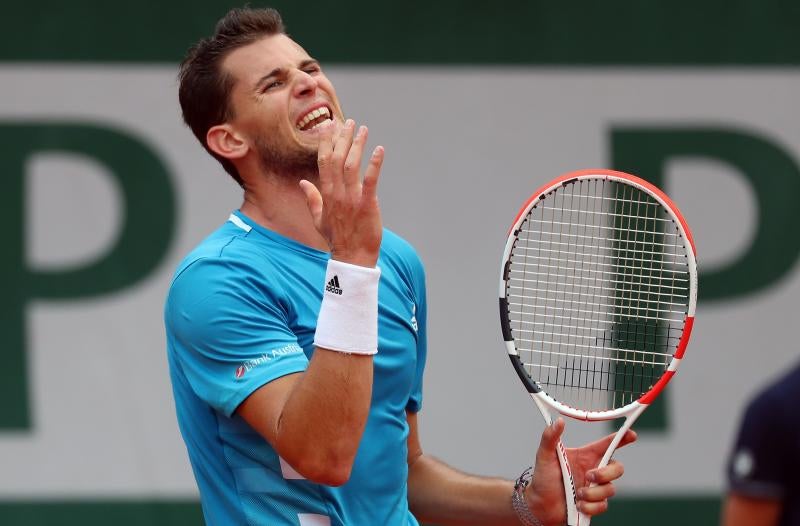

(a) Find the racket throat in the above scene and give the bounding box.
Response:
[599,403,646,469]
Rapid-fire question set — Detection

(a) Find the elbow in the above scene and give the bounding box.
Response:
[279,438,358,486]
[273,415,366,486]
[313,464,353,487]
[293,456,354,487]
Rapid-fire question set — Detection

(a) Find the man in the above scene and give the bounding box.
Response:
[722,362,800,526]
[165,7,635,525]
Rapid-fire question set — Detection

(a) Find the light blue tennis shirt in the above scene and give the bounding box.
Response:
[165,210,427,526]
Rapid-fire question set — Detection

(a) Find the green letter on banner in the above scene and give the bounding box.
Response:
[0,122,176,430]
[611,126,800,431]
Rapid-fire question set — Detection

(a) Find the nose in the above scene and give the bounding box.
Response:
[293,69,318,98]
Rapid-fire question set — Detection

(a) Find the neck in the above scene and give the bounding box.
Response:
[240,170,329,253]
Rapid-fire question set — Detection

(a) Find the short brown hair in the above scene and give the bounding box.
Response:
[178,7,286,186]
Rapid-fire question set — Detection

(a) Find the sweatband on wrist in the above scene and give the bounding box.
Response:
[313,258,381,355]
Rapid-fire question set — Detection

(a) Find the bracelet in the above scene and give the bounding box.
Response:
[313,258,381,355]
[512,466,544,526]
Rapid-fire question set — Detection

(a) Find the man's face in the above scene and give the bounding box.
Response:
[222,34,345,176]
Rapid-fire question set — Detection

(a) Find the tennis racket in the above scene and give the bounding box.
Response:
[499,169,697,526]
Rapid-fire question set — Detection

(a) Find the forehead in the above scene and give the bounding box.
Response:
[223,34,311,86]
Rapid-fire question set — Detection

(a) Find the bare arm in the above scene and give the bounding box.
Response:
[721,493,781,526]
[237,351,372,486]
[238,120,384,486]
[406,413,635,526]
[406,412,518,525]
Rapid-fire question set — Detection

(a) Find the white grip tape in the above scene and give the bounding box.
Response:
[313,259,381,355]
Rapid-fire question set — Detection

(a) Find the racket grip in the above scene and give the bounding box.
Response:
[555,438,579,526]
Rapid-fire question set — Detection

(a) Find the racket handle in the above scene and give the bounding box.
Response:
[555,437,579,526]
[531,394,580,526]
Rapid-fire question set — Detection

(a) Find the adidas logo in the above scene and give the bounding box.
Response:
[325,275,343,295]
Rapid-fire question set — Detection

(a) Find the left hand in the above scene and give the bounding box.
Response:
[525,418,637,526]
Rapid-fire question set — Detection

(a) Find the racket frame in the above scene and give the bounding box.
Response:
[498,169,697,526]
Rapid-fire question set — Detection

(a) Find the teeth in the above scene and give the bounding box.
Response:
[297,106,331,129]
[311,119,332,130]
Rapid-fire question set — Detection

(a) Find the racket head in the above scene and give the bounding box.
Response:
[499,169,697,420]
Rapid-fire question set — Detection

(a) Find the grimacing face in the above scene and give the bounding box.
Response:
[222,34,345,176]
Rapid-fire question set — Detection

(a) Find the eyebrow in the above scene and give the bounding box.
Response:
[253,59,321,91]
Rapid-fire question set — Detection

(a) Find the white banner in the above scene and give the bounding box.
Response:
[1,66,798,497]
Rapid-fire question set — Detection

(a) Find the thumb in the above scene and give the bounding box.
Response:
[299,179,324,230]
[536,417,565,464]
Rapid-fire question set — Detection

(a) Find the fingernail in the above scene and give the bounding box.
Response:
[346,119,355,128]
[357,125,366,138]
[577,488,585,499]
[587,472,596,483]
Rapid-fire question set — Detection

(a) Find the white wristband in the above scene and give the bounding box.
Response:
[313,258,381,355]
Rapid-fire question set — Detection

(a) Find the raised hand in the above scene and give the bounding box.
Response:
[299,119,384,268]
[525,419,637,525]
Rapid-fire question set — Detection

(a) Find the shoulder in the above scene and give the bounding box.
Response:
[380,228,425,277]
[166,222,283,310]
[174,223,263,276]
[746,363,800,422]
[732,363,800,453]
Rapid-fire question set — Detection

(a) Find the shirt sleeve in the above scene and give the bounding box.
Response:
[406,253,427,414]
[166,256,309,416]
[726,389,788,499]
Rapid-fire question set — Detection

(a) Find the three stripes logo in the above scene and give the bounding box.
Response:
[325,275,343,295]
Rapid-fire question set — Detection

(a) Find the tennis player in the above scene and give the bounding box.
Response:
[165,7,635,525]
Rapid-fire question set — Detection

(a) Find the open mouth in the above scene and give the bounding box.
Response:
[296,105,333,131]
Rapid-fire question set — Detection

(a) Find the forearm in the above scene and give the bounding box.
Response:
[275,348,373,485]
[275,254,380,482]
[408,454,521,526]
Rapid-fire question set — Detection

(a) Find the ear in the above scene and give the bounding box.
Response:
[206,124,248,161]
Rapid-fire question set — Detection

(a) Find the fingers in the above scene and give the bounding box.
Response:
[361,146,384,201]
[321,119,379,199]
[587,459,624,485]
[343,125,368,193]
[309,118,384,267]
[578,498,609,516]
[316,121,336,194]
[618,429,638,449]
[578,480,615,502]
[576,460,623,517]
[331,119,356,190]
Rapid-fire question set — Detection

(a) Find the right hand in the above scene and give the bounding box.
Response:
[525,419,636,525]
[299,119,384,268]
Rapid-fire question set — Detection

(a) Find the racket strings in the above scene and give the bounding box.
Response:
[508,268,690,296]
[507,178,690,412]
